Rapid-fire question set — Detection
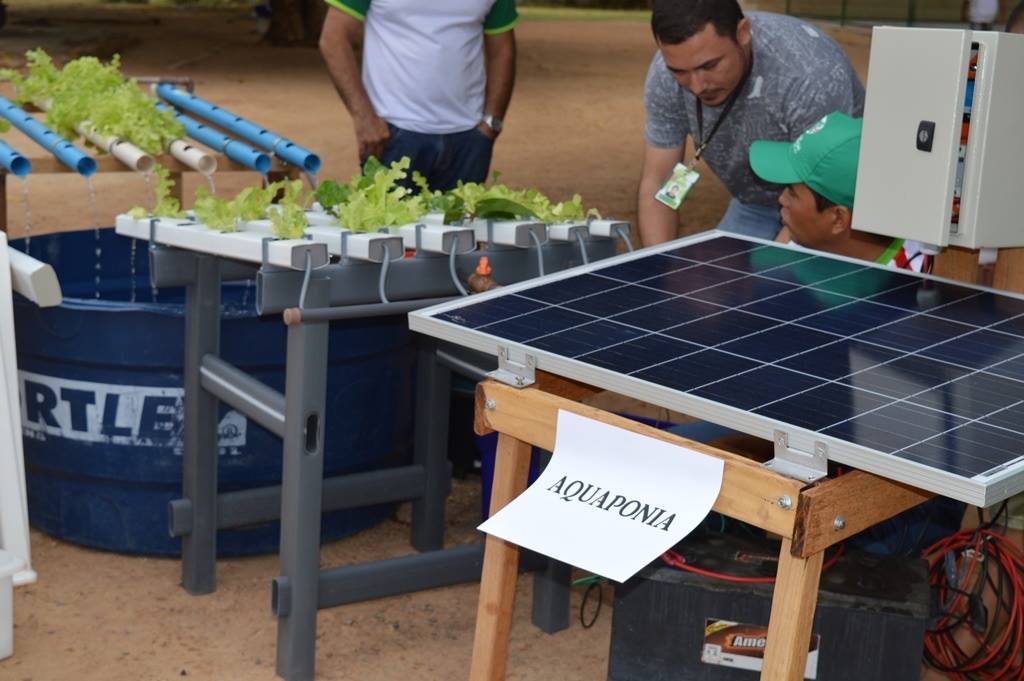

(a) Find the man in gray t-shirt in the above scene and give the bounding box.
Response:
[639,1,864,245]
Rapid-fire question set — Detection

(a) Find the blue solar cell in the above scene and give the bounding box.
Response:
[526,320,646,358]
[643,264,743,295]
[992,315,1024,338]
[754,383,894,431]
[979,402,1024,435]
[898,422,1023,477]
[869,281,978,312]
[986,355,1024,383]
[662,236,757,262]
[479,306,592,342]
[741,287,851,322]
[814,267,919,298]
[634,349,760,392]
[855,315,975,353]
[907,372,1024,419]
[777,339,901,380]
[691,366,823,411]
[519,273,618,305]
[920,329,1024,369]
[578,334,703,374]
[928,293,1024,326]
[713,246,814,274]
[687,275,796,307]
[662,309,778,346]
[611,297,723,332]
[822,403,967,453]
[437,294,547,328]
[420,235,1024,498]
[564,284,675,317]
[593,254,694,283]
[841,355,971,399]
[798,300,913,336]
[758,256,865,285]
[719,324,839,362]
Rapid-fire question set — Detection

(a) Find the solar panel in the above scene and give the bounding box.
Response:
[409,232,1024,506]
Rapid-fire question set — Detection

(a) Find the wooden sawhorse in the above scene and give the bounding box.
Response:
[468,378,934,681]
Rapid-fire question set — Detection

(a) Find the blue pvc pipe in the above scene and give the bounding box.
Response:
[0,139,31,177]
[156,84,321,173]
[0,96,95,177]
[156,104,271,174]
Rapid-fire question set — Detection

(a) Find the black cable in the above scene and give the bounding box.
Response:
[579,581,603,629]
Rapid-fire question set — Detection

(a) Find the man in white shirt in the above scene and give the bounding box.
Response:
[962,0,1000,30]
[319,0,517,190]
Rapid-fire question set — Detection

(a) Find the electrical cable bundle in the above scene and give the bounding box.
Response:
[922,504,1024,681]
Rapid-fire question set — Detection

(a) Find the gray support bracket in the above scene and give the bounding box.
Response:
[764,430,829,483]
[275,276,330,681]
[200,355,286,438]
[488,346,536,388]
[181,255,222,595]
[410,339,453,552]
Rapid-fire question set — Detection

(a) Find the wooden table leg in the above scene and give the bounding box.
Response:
[761,538,824,681]
[468,433,533,681]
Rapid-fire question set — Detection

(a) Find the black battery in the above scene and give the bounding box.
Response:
[608,532,930,681]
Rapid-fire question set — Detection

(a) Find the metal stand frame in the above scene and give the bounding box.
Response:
[149,238,616,681]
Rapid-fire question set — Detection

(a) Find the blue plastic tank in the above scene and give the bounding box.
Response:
[12,228,415,556]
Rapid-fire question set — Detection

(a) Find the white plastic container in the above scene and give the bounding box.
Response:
[0,549,23,660]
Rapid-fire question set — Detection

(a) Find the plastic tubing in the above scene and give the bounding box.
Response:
[0,96,96,176]
[0,140,30,177]
[156,103,271,174]
[78,123,155,174]
[167,139,217,175]
[155,83,321,173]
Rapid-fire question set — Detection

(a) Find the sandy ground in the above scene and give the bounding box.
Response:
[0,6,958,681]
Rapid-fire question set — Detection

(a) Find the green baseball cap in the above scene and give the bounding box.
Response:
[749,112,863,209]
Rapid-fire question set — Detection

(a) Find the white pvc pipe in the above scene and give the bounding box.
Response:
[168,139,217,175]
[7,248,62,308]
[115,214,327,270]
[78,123,155,174]
[0,234,36,588]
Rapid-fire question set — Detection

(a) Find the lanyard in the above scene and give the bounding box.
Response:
[693,51,754,163]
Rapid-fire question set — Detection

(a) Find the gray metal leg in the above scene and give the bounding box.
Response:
[181,256,222,595]
[410,339,452,552]
[275,279,330,681]
[531,558,572,634]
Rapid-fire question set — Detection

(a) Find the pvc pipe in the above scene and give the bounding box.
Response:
[0,96,96,176]
[168,139,217,175]
[78,123,155,174]
[115,214,327,270]
[0,233,35,588]
[0,140,30,177]
[156,83,321,173]
[7,248,61,307]
[156,104,270,174]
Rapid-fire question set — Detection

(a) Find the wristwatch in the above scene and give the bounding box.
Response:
[482,114,503,134]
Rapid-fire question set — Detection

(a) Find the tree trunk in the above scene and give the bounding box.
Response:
[267,0,327,47]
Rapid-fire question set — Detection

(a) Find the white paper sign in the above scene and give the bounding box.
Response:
[479,409,724,583]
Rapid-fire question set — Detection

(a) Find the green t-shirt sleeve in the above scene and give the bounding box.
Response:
[484,0,518,34]
[325,0,370,21]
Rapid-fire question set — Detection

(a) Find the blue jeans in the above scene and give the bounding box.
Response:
[716,198,782,240]
[378,123,494,193]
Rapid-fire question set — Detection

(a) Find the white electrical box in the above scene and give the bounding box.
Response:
[854,28,1024,249]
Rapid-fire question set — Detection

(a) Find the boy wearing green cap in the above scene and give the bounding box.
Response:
[748,111,925,272]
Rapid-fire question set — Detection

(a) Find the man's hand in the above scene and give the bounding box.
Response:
[319,9,390,164]
[476,121,499,141]
[355,112,390,162]
[637,144,685,246]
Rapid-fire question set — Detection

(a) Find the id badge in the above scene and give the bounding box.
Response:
[655,163,701,210]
